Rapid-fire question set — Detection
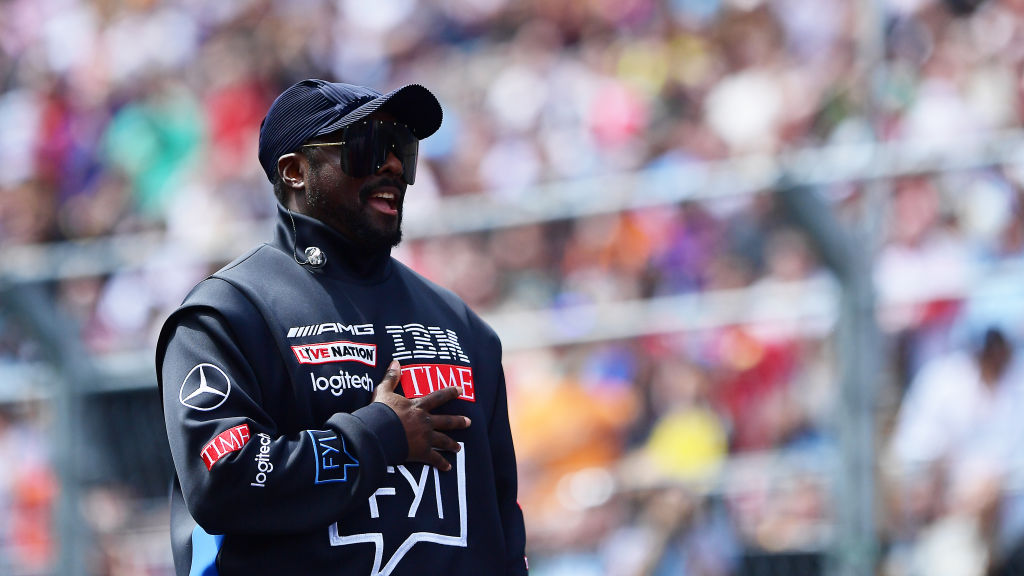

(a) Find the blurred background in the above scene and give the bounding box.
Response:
[3,0,1024,574]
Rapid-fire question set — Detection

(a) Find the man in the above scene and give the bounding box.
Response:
[887,326,1024,574]
[156,79,528,575]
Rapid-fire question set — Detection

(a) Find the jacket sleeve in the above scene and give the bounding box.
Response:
[156,278,407,535]
[478,321,529,575]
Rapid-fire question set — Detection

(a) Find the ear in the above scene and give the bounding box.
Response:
[278,153,306,189]
[277,153,307,209]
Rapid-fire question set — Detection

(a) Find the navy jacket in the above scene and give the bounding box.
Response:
[156,205,528,575]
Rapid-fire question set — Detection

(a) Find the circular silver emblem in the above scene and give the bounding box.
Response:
[179,363,232,411]
[305,246,326,268]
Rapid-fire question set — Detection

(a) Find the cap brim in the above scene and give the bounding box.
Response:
[316,84,443,140]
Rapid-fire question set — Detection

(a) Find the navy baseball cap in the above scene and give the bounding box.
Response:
[258,79,443,182]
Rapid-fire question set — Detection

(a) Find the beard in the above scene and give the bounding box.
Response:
[356,178,404,249]
[317,177,405,251]
[303,155,407,251]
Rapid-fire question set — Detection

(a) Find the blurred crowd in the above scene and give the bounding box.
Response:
[5,0,1024,574]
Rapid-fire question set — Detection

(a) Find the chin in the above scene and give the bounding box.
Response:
[361,225,402,250]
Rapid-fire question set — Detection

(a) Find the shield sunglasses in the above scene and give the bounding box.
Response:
[302,119,420,184]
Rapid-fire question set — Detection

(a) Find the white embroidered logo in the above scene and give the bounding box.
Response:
[327,443,467,576]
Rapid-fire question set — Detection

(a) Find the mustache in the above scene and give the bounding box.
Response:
[359,178,406,204]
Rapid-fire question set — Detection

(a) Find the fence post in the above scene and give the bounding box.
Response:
[777,186,880,576]
[2,283,91,576]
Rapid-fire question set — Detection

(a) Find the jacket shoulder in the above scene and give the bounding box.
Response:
[155,245,283,390]
[211,243,297,287]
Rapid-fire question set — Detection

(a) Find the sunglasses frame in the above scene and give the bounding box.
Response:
[302,119,419,185]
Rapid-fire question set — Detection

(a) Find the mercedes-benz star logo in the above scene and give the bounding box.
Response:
[179,363,231,411]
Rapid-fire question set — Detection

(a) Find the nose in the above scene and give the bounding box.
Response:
[377,149,405,180]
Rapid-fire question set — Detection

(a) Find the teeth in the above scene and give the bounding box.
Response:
[372,192,395,200]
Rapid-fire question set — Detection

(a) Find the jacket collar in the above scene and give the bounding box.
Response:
[273,203,393,284]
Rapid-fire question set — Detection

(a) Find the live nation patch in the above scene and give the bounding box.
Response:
[291,340,377,366]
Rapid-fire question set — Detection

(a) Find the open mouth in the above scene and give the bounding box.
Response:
[367,189,400,216]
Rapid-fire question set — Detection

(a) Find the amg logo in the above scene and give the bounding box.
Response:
[287,323,374,338]
[292,341,377,366]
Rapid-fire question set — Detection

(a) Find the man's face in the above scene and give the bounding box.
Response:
[301,113,409,250]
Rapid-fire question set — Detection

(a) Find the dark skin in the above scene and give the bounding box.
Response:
[280,112,408,250]
[276,112,469,472]
[375,360,468,472]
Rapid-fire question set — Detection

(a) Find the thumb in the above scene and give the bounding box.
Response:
[376,360,402,395]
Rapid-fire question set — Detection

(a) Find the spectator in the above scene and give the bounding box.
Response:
[886,326,1024,575]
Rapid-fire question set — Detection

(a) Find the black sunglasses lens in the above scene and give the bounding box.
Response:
[337,120,420,184]
[380,122,419,185]
[339,122,375,179]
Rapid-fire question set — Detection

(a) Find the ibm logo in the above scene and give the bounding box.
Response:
[385,324,470,364]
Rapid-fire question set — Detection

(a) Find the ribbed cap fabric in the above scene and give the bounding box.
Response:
[258,79,443,182]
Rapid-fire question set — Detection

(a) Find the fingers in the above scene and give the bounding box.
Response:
[376,359,402,395]
[430,430,462,455]
[408,431,463,471]
[416,385,463,411]
[426,433,461,472]
[429,414,471,431]
[427,450,453,472]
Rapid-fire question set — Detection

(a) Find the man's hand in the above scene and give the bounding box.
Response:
[372,360,471,471]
